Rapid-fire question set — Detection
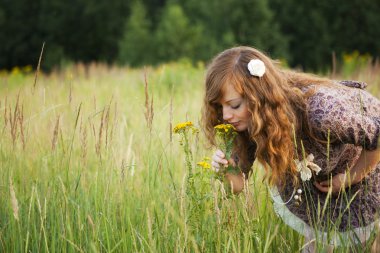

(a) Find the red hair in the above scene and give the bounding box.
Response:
[202,46,330,187]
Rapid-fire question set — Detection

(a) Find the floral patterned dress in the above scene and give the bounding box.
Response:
[272,81,380,245]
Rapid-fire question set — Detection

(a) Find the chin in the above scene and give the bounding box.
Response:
[236,125,248,132]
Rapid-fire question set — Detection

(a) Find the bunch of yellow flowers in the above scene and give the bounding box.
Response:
[173,121,198,134]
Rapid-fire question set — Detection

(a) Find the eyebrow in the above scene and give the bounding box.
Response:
[224,98,242,103]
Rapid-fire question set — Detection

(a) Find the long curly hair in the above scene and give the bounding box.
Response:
[202,46,331,187]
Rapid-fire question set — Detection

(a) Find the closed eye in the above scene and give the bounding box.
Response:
[231,104,241,109]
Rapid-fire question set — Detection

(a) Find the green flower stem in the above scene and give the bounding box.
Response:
[183,134,193,177]
[182,133,194,195]
[221,135,240,176]
[214,124,241,181]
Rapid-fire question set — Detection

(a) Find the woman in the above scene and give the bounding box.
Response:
[202,46,380,252]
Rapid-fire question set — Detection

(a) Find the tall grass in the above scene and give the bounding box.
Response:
[0,60,379,252]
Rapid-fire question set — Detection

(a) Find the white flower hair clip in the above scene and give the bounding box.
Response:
[247,59,266,77]
[295,154,322,182]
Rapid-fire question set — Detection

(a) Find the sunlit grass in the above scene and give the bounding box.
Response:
[0,61,379,252]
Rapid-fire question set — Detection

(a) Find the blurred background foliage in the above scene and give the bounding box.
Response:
[1,0,380,72]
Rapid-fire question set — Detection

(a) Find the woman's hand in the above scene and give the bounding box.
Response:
[211,149,243,193]
[211,149,228,172]
[315,148,380,194]
[314,173,348,194]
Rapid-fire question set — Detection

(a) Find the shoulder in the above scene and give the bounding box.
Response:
[299,82,380,148]
[306,85,345,113]
[306,82,379,115]
[304,85,355,131]
[305,82,370,111]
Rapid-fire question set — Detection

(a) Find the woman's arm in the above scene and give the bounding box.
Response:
[314,148,380,193]
[348,148,380,184]
[225,172,245,194]
[305,86,380,194]
[212,149,246,194]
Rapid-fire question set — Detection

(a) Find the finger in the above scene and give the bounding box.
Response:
[314,181,328,193]
[215,149,225,158]
[211,161,220,172]
[212,153,228,165]
[319,180,329,187]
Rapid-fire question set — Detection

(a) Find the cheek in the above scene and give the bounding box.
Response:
[240,108,251,121]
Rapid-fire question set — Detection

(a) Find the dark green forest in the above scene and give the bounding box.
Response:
[1,0,379,71]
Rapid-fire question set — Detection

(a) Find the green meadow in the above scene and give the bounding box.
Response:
[1,59,379,252]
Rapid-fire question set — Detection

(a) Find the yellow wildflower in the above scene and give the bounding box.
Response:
[173,121,194,133]
[197,156,212,170]
[22,65,33,73]
[197,161,211,170]
[214,124,237,171]
[11,66,21,76]
[214,124,236,134]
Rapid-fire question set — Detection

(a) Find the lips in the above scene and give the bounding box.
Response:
[230,122,240,127]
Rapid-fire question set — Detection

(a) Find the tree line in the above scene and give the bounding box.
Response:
[1,0,379,71]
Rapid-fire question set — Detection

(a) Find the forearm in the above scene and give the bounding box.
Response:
[315,148,380,193]
[349,148,380,185]
[225,172,245,194]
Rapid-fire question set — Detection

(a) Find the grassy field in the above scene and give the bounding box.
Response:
[1,60,379,253]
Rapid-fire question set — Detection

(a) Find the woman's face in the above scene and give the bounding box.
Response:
[219,84,250,132]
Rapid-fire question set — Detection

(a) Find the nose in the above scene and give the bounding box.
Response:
[222,107,233,121]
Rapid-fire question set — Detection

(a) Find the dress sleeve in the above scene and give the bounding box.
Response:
[308,88,380,151]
